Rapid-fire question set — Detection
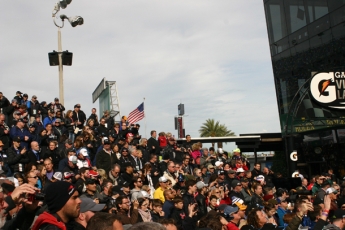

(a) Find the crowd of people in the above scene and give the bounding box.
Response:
[0,91,344,230]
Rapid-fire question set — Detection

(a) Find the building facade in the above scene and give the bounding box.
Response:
[263,0,345,177]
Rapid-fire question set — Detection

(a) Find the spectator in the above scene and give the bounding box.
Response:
[7,136,29,175]
[116,195,139,225]
[96,139,119,175]
[31,181,81,230]
[151,199,165,222]
[147,130,159,155]
[43,109,56,128]
[86,212,122,230]
[153,176,168,202]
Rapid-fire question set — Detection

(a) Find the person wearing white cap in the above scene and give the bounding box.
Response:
[195,181,208,217]
[153,176,168,202]
[76,148,91,169]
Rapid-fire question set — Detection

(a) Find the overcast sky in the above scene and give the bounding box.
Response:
[0,1,280,151]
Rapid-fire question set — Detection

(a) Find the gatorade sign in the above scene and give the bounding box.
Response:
[310,72,345,109]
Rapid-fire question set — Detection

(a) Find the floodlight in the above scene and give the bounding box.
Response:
[59,0,72,9]
[60,15,84,27]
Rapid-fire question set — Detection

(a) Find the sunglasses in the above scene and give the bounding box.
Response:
[28,176,38,179]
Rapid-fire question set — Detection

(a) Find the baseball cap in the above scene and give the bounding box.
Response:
[233,148,241,153]
[196,181,208,189]
[240,177,249,183]
[12,136,21,142]
[123,162,133,168]
[168,137,175,141]
[331,209,345,220]
[236,168,245,173]
[64,172,74,180]
[159,176,168,183]
[14,111,21,115]
[126,133,134,138]
[68,156,77,164]
[89,170,99,178]
[228,170,236,174]
[218,148,224,154]
[103,139,111,145]
[218,170,225,175]
[215,161,223,167]
[80,197,105,213]
[207,165,214,170]
[122,181,130,187]
[17,118,24,123]
[224,205,239,217]
[137,191,150,199]
[67,148,76,153]
[268,199,278,206]
[53,172,62,181]
[55,118,61,123]
[54,97,59,101]
[232,196,244,204]
[231,180,241,188]
[234,202,247,211]
[256,175,265,181]
[16,91,22,94]
[326,187,338,194]
[79,149,88,157]
[85,178,96,185]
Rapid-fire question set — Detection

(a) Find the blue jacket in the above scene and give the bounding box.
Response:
[9,126,31,149]
[277,206,287,229]
[43,116,56,128]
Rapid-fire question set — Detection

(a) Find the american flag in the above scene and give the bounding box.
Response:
[127,103,145,124]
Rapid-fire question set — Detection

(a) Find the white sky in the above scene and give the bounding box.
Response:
[0,1,281,151]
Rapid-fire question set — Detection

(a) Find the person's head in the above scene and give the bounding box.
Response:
[116,196,130,211]
[302,178,308,187]
[185,180,197,194]
[279,199,288,210]
[133,176,143,189]
[121,148,129,157]
[232,180,242,192]
[45,181,81,221]
[173,197,184,210]
[167,161,176,174]
[44,158,54,172]
[164,189,176,201]
[30,141,40,151]
[211,188,221,199]
[152,199,163,213]
[158,176,168,189]
[80,167,90,179]
[14,173,24,186]
[209,195,218,208]
[315,175,325,185]
[183,156,190,166]
[330,209,345,229]
[150,154,157,163]
[186,135,191,142]
[111,164,120,178]
[49,141,58,150]
[86,212,123,230]
[65,110,73,119]
[254,163,261,171]
[25,170,38,186]
[276,188,288,199]
[85,179,97,193]
[137,197,150,212]
[264,203,276,217]
[77,197,105,228]
[150,130,157,138]
[253,183,262,195]
[74,104,81,111]
[16,119,25,129]
[247,208,267,229]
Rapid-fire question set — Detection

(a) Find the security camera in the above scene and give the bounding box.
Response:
[69,16,84,27]
[59,0,72,9]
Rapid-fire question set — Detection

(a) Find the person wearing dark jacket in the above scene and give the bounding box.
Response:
[0,92,10,111]
[72,104,86,130]
[0,113,10,150]
[251,183,264,208]
[195,181,208,219]
[27,95,40,124]
[42,141,62,171]
[147,130,160,155]
[87,108,99,127]
[3,99,17,125]
[27,141,43,165]
[31,181,81,230]
[251,163,262,179]
[96,118,109,137]
[182,180,197,216]
[9,118,31,149]
[7,137,29,175]
[32,115,44,135]
[40,101,49,121]
[96,139,119,175]
[116,195,139,225]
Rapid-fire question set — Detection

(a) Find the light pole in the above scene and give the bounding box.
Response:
[50,0,84,105]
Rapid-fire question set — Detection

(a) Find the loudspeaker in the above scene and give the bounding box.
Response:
[48,51,59,66]
[62,51,73,66]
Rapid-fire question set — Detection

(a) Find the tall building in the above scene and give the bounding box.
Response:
[263,0,345,176]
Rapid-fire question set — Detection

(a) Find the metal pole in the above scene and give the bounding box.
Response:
[58,27,64,105]
[144,97,146,138]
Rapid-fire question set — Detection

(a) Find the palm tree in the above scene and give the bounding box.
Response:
[199,119,235,148]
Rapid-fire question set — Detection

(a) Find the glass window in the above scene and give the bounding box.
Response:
[265,0,288,43]
[307,15,330,38]
[330,5,345,26]
[331,23,345,39]
[306,0,329,22]
[328,0,345,12]
[285,0,308,33]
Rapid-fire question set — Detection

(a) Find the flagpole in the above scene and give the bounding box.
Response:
[144,97,146,138]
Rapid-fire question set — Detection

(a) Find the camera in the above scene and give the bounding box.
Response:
[27,192,45,202]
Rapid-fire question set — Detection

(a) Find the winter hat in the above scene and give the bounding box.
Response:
[45,181,76,213]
